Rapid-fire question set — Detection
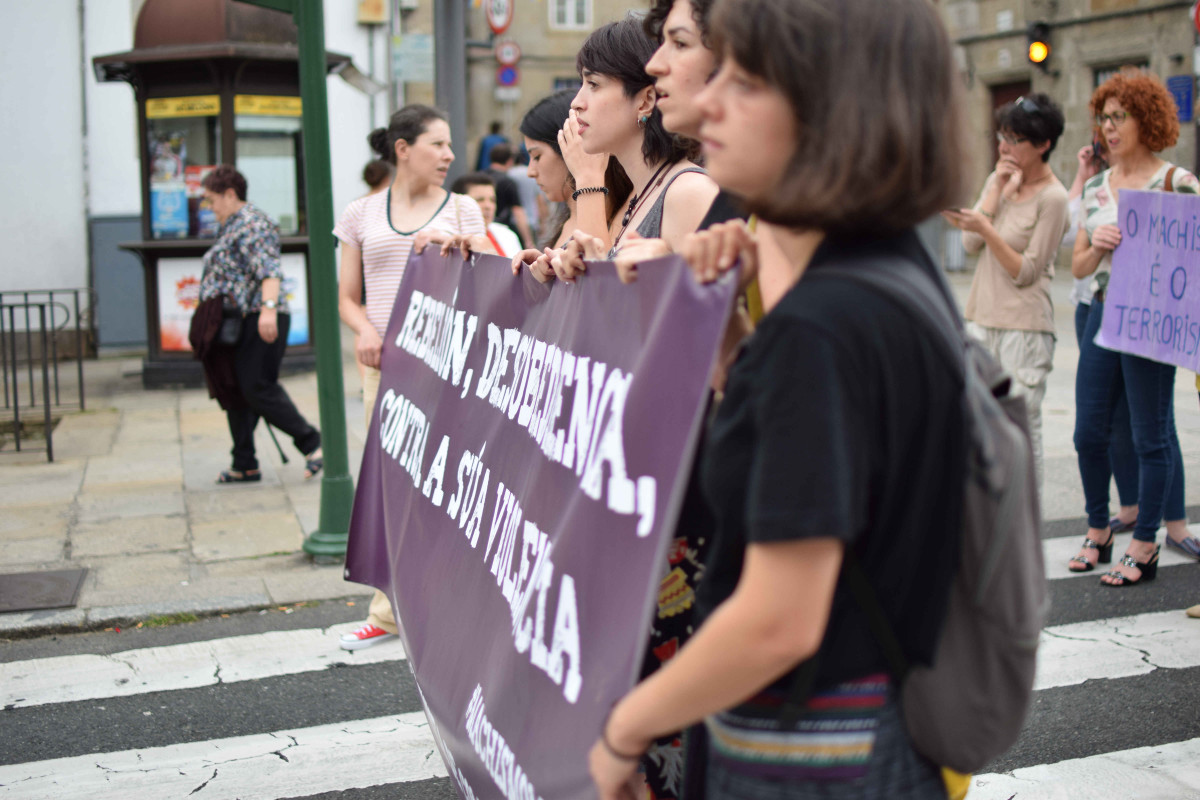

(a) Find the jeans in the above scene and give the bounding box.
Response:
[226,312,321,471]
[1073,302,1138,507]
[1074,299,1184,541]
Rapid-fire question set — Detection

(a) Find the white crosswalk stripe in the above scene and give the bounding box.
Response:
[3,596,1200,797]
[0,622,406,709]
[0,712,444,800]
[970,738,1200,799]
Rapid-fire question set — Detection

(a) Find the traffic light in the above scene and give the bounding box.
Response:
[1027,22,1051,71]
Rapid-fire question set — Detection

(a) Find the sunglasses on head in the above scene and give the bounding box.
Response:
[1014,95,1040,114]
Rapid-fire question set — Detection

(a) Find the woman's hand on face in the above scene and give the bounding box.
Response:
[257,309,278,344]
[1091,223,1122,252]
[356,327,384,369]
[587,740,641,800]
[413,228,453,254]
[680,220,758,285]
[995,156,1023,198]
[1076,145,1100,183]
[612,230,671,284]
[559,109,610,186]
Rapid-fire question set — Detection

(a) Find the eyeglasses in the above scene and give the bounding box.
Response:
[1095,111,1129,127]
[1014,95,1040,114]
[996,132,1029,146]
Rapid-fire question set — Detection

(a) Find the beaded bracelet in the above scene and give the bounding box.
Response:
[572,186,609,202]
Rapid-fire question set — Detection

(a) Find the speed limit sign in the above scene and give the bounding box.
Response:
[495,40,521,66]
[485,0,513,35]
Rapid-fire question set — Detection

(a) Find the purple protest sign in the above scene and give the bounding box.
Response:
[1096,188,1200,367]
[344,251,734,799]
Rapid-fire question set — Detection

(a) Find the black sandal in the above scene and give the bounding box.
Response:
[304,450,323,480]
[1067,530,1114,573]
[1101,546,1160,587]
[217,469,262,484]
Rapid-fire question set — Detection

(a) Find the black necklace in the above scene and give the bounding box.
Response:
[620,162,673,228]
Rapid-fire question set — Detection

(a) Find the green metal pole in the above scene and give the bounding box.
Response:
[294,0,354,559]
[236,0,352,559]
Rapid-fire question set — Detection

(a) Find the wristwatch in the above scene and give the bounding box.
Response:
[262,299,278,310]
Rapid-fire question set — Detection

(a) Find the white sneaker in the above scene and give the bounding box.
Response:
[339,623,398,651]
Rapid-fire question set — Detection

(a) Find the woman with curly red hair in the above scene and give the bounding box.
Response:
[1070,71,1200,585]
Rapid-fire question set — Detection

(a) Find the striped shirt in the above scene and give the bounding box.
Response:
[334,188,485,336]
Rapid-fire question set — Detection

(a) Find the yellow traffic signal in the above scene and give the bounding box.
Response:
[1027,22,1051,69]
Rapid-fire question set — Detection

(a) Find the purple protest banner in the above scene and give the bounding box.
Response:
[1096,188,1200,366]
[344,250,734,799]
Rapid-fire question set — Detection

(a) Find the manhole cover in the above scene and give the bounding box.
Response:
[0,569,87,613]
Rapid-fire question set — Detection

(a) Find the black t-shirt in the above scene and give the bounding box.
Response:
[697,230,964,692]
[697,190,744,230]
[487,168,524,229]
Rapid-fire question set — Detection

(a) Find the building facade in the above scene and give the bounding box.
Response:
[940,0,1197,198]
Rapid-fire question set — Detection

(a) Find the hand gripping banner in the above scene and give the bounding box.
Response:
[345,251,735,799]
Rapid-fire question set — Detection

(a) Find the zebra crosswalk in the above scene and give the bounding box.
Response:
[1,553,1198,799]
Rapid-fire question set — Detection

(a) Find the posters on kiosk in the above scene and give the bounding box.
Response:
[344,250,734,799]
[1096,189,1200,368]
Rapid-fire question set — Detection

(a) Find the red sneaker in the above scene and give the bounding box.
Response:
[339,623,397,651]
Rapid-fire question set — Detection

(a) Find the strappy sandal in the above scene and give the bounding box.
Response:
[304,449,323,480]
[217,469,262,484]
[1101,546,1160,587]
[1067,530,1114,573]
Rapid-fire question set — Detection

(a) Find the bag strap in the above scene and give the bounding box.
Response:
[1165,166,1177,193]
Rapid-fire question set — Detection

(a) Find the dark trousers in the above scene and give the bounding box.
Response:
[1073,302,1138,508]
[227,312,320,472]
[1074,299,1183,541]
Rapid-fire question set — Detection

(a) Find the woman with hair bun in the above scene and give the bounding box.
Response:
[1070,72,1200,584]
[334,104,485,651]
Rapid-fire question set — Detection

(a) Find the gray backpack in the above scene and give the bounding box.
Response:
[795,242,1048,774]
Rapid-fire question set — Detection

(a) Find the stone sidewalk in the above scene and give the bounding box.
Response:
[3,271,1200,638]
[0,325,373,637]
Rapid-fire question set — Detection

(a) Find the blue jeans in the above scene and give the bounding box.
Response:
[1074,299,1184,542]
[1073,302,1138,507]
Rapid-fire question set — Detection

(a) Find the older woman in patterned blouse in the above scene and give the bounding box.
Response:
[199,165,322,483]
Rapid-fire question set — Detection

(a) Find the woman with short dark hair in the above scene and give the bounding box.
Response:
[944,93,1070,490]
[588,0,966,796]
[1070,72,1200,582]
[198,165,322,484]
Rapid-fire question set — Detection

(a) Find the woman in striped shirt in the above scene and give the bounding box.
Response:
[334,104,485,651]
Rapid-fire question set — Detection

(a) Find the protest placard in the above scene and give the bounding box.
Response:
[1096,188,1200,367]
[344,251,734,800]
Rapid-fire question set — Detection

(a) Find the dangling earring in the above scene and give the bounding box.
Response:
[638,114,650,129]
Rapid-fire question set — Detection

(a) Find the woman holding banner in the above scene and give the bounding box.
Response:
[1070,72,1200,583]
[587,0,966,796]
[335,104,485,649]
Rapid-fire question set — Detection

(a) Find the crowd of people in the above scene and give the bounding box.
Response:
[188,0,1200,795]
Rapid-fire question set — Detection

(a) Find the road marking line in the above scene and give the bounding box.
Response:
[1036,608,1200,691]
[970,737,1200,799]
[1,623,406,709]
[0,711,444,800]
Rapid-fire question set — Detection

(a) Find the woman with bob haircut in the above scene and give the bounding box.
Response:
[945,93,1070,491]
[1070,71,1200,584]
[588,0,967,797]
[544,15,718,280]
